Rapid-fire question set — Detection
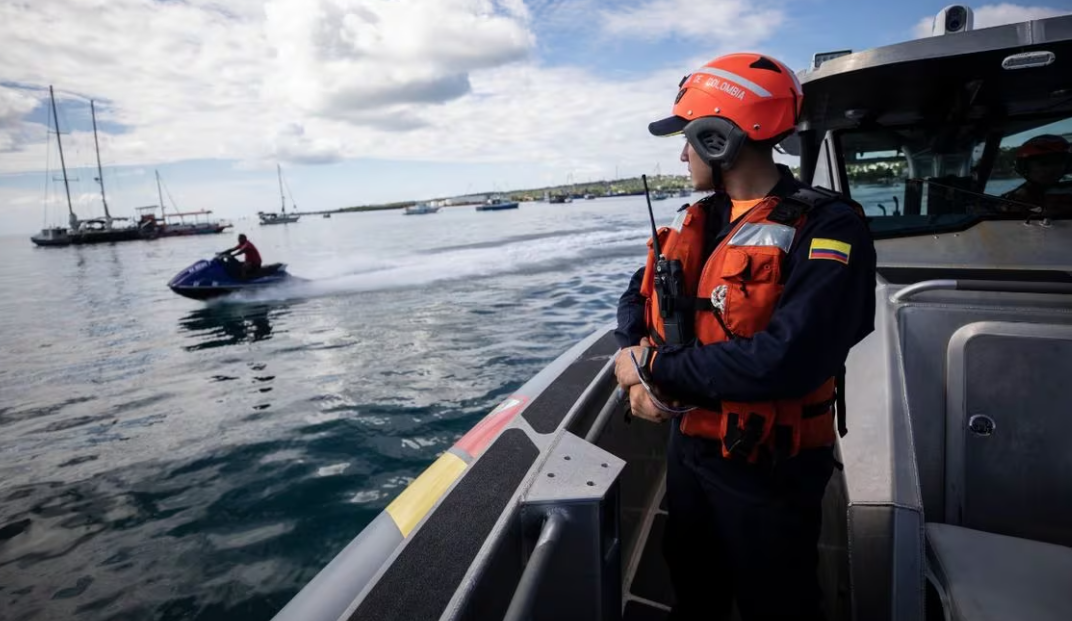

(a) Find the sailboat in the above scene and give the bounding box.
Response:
[258,164,301,225]
[150,170,231,236]
[31,87,156,246]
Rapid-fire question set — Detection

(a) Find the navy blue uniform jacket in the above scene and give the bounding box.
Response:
[615,172,877,405]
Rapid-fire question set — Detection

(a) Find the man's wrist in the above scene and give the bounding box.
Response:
[638,346,655,383]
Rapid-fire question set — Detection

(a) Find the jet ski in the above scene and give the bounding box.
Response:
[168,254,295,300]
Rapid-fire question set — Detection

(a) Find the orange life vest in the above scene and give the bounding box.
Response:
[1001,182,1072,217]
[640,188,858,463]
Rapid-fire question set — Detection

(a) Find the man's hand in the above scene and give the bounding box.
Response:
[614,338,652,389]
[628,384,668,423]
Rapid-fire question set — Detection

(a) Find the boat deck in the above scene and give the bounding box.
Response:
[621,475,672,621]
[587,389,677,620]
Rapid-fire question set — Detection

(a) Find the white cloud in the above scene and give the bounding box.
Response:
[263,0,534,118]
[0,0,689,178]
[0,86,38,128]
[913,3,1070,38]
[270,123,346,165]
[0,0,538,174]
[499,0,532,21]
[0,85,42,152]
[601,0,784,44]
[526,0,601,31]
[0,0,785,233]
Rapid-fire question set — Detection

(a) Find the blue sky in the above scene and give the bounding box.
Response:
[1,0,1069,234]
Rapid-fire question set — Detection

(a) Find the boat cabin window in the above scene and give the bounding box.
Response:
[839,114,1072,237]
[982,117,1072,198]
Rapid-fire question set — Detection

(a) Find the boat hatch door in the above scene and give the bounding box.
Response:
[946,321,1072,547]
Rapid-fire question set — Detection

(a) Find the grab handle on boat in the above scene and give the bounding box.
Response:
[503,511,567,621]
[585,387,627,443]
[892,279,1072,302]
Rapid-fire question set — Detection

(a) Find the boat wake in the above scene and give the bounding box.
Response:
[213,227,648,304]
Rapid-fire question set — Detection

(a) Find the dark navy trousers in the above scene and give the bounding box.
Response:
[663,425,836,621]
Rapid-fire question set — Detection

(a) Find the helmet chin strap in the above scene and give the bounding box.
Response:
[708,160,726,191]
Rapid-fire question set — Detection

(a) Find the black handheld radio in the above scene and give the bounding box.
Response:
[642,175,692,346]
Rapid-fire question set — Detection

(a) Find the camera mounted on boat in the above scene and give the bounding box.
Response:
[932,5,974,35]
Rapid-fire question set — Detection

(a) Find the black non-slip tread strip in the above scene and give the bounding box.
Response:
[348,429,539,621]
[523,331,619,434]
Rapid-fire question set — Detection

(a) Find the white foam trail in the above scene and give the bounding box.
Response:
[224,227,647,304]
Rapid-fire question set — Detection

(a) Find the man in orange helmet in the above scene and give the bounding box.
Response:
[1000,134,1072,216]
[613,53,877,620]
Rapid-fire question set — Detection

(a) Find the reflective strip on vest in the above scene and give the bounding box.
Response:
[670,209,688,232]
[728,222,796,253]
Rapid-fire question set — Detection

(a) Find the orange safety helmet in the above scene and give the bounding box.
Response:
[1014,134,1071,175]
[650,53,803,170]
[1015,134,1070,159]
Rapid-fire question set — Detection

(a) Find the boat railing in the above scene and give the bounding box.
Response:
[498,425,624,621]
[584,385,626,443]
[892,279,1072,302]
[502,512,567,621]
[270,326,626,621]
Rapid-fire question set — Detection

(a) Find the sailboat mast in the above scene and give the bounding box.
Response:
[90,100,110,220]
[155,169,167,220]
[277,163,286,214]
[49,86,74,220]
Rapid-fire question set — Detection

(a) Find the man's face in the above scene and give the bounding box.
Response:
[681,142,715,191]
[1023,154,1069,186]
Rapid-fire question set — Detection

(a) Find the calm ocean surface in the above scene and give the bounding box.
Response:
[0,195,681,621]
[0,183,1002,620]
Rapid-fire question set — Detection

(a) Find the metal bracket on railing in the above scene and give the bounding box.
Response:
[511,432,626,621]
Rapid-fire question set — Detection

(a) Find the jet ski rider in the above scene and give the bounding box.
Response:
[613,53,877,620]
[221,234,262,279]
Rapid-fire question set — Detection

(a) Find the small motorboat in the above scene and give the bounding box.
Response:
[475,196,519,211]
[404,203,440,215]
[168,254,296,300]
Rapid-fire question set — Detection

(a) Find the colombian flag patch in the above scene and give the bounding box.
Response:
[809,238,851,264]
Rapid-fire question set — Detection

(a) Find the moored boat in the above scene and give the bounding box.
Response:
[30,227,71,247]
[259,164,301,225]
[144,171,231,237]
[404,203,441,215]
[476,196,520,211]
[161,219,231,236]
[30,87,155,247]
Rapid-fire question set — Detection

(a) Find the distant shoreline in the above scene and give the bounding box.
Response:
[296,175,695,216]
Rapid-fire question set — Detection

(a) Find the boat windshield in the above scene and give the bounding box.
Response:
[840,114,1072,237]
